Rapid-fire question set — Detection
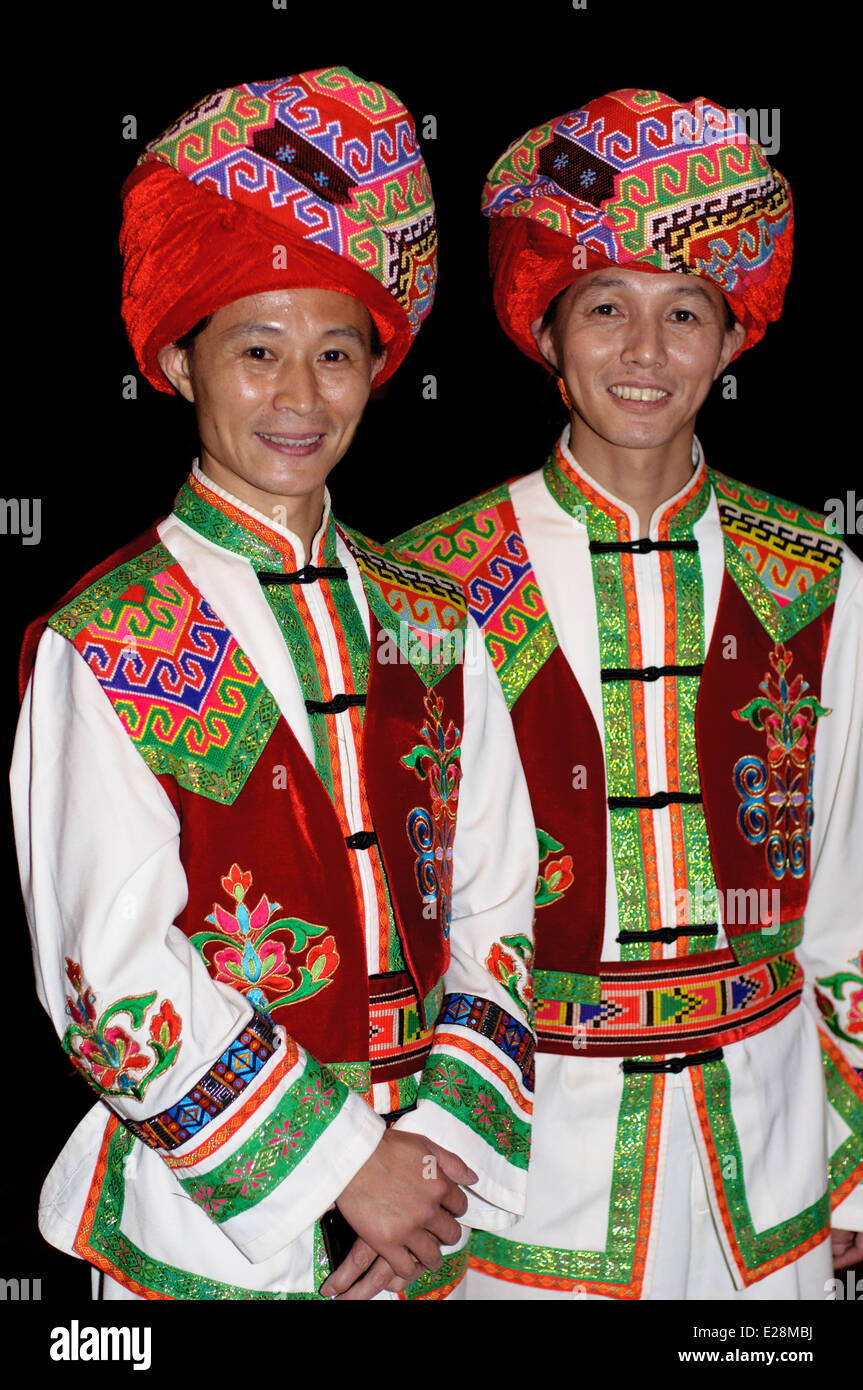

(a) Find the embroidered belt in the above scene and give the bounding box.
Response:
[534,948,802,1057]
[367,971,441,1082]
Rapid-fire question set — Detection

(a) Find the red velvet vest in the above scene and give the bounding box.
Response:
[394,465,844,987]
[21,519,468,1066]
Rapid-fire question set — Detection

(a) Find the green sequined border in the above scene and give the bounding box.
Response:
[84,1124,321,1300]
[393,483,512,554]
[497,613,559,711]
[721,534,840,642]
[419,1055,530,1169]
[700,1057,830,1269]
[731,916,804,965]
[179,1058,349,1222]
[534,968,602,1004]
[470,1072,658,1285]
[50,545,175,640]
[821,1045,863,1200]
[174,481,287,571]
[401,1245,470,1299]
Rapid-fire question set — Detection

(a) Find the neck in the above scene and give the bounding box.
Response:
[200,455,326,561]
[568,418,696,536]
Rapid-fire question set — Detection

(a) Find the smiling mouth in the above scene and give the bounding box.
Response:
[257,432,324,446]
[608,385,669,402]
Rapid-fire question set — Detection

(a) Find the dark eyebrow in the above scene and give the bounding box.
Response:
[221,322,368,343]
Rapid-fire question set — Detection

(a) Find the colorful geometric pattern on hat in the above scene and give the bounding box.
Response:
[483,88,791,308]
[138,67,436,338]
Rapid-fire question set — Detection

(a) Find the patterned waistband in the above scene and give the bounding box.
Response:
[367,971,440,1082]
[535,949,802,1057]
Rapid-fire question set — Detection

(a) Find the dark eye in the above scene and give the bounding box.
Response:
[671,309,696,322]
[592,303,617,315]
[244,345,271,360]
[320,349,349,363]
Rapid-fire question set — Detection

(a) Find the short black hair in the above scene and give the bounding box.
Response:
[174,310,384,356]
[541,284,737,332]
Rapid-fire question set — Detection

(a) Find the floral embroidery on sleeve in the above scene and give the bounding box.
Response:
[486,934,534,1020]
[535,828,574,907]
[62,957,182,1100]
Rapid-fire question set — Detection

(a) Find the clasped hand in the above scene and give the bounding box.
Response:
[318,1129,478,1301]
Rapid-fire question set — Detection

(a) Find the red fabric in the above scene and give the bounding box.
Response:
[488,201,794,367]
[363,641,462,1018]
[120,163,410,393]
[511,645,607,981]
[696,574,833,951]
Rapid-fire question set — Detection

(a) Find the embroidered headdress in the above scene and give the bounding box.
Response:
[481,88,792,362]
[121,67,437,391]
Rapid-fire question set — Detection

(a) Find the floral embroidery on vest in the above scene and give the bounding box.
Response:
[401,689,462,939]
[190,864,340,1012]
[62,958,182,1100]
[732,643,831,879]
[535,828,575,908]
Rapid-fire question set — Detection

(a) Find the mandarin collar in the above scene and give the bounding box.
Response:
[171,462,337,573]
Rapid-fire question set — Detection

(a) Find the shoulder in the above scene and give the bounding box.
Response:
[19,524,165,699]
[388,481,524,581]
[337,522,468,629]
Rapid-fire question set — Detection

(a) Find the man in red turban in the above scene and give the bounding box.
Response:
[11,67,538,1302]
[395,88,862,1299]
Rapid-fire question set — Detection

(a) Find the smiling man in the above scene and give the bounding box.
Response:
[10,68,537,1302]
[394,89,863,1299]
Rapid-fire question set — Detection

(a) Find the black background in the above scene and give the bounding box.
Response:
[2,0,859,1353]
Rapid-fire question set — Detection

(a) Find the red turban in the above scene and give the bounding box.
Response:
[482,89,793,364]
[121,68,437,392]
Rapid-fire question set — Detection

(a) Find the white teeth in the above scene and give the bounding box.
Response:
[259,433,321,444]
[609,386,669,402]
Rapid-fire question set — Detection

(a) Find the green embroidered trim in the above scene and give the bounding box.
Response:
[173,479,287,570]
[667,483,720,953]
[326,1061,372,1091]
[392,1071,420,1110]
[180,1057,349,1222]
[50,544,175,639]
[710,469,840,536]
[545,454,655,961]
[534,968,601,1004]
[470,1072,659,1284]
[260,586,333,797]
[497,611,558,711]
[700,1057,830,1269]
[821,1046,863,1198]
[419,1055,530,1169]
[730,916,804,964]
[342,526,468,690]
[392,484,512,555]
[86,1125,320,1299]
[720,534,840,641]
[135,688,281,805]
[402,1245,470,1298]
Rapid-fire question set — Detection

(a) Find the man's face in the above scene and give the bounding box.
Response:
[157,287,386,513]
[532,267,746,455]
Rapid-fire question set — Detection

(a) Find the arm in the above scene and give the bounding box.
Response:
[795,558,863,1241]
[11,628,386,1267]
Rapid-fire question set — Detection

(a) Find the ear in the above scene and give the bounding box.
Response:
[369,347,388,385]
[157,343,196,402]
[530,314,560,372]
[714,320,747,378]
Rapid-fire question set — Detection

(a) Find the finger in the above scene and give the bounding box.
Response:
[426,1210,463,1248]
[832,1245,861,1271]
[319,1236,377,1297]
[335,1256,402,1302]
[426,1140,479,1188]
[440,1181,469,1218]
[406,1230,444,1273]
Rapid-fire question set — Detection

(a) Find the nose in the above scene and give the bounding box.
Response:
[620,310,667,369]
[271,356,321,414]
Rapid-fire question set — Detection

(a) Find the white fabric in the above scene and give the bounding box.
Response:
[11,476,537,1298]
[466,433,863,1300]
